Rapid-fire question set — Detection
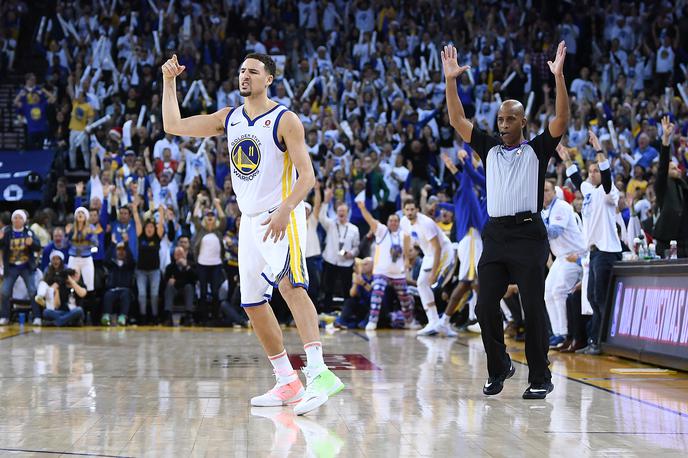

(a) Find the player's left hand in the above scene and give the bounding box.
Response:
[261,208,290,243]
[547,41,567,77]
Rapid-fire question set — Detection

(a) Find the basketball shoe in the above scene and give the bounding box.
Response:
[251,371,305,407]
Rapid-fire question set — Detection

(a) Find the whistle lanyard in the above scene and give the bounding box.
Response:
[543,198,557,227]
[500,140,528,154]
[336,223,349,247]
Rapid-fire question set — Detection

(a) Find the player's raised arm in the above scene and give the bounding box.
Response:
[442,45,474,143]
[162,54,230,137]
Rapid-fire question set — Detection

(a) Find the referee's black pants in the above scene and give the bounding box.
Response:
[476,216,551,385]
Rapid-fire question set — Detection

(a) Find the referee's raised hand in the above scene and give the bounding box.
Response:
[441,45,471,80]
[161,54,186,80]
[547,41,567,76]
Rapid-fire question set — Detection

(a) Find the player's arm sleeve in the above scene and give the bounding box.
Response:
[598,159,612,194]
[565,163,583,191]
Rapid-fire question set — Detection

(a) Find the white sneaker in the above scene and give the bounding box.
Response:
[404,320,422,330]
[250,371,305,407]
[365,321,377,331]
[0,318,8,325]
[293,366,344,416]
[416,320,439,336]
[32,318,42,326]
[437,320,458,337]
[467,322,481,334]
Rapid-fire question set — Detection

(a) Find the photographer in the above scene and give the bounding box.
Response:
[35,250,66,310]
[41,261,87,327]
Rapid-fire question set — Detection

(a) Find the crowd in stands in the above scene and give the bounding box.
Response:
[2,0,688,354]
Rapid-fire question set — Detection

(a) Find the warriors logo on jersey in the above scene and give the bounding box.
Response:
[230,134,262,181]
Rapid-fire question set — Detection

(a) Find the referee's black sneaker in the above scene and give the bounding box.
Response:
[522,382,554,399]
[482,359,515,395]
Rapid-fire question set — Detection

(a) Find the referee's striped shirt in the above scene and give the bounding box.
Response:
[468,126,561,217]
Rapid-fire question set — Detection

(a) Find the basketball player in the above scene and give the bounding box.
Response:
[400,198,456,336]
[541,178,585,350]
[161,53,343,415]
[434,150,487,337]
[354,200,419,331]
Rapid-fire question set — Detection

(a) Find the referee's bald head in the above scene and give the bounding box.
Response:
[499,100,525,117]
[497,99,527,146]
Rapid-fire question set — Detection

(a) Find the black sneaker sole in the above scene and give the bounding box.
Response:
[522,382,554,400]
[483,363,516,396]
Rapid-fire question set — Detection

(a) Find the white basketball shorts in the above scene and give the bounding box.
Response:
[238,202,308,307]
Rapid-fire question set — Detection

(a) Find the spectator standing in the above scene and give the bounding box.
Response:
[192,199,227,323]
[565,130,621,355]
[66,207,98,292]
[654,116,688,257]
[541,178,586,350]
[102,243,135,326]
[304,183,323,306]
[132,199,165,324]
[0,210,42,325]
[68,91,94,170]
[14,73,55,149]
[319,187,360,311]
[355,200,416,330]
[163,246,197,325]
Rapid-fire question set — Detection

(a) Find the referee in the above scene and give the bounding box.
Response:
[442,42,569,399]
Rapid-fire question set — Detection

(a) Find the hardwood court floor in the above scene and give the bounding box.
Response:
[0,324,686,457]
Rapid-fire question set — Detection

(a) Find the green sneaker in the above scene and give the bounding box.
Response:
[293,366,344,416]
[101,314,111,326]
[117,315,127,326]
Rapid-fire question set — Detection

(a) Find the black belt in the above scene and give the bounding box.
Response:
[489,212,541,225]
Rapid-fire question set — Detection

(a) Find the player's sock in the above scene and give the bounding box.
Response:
[269,350,298,383]
[468,292,478,321]
[425,306,439,324]
[304,341,325,372]
[439,313,450,325]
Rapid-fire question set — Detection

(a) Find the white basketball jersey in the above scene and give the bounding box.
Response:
[372,224,406,279]
[400,212,453,258]
[225,103,293,216]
